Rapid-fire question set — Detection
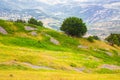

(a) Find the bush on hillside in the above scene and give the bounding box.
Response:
[87,36,94,42]
[15,19,26,23]
[105,34,120,46]
[87,36,100,42]
[92,36,100,40]
[60,17,87,37]
[28,17,43,27]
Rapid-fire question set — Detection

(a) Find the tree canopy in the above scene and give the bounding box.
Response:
[15,19,26,23]
[60,17,87,37]
[28,17,43,27]
[105,34,120,46]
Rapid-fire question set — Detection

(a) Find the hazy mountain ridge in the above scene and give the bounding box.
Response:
[0,0,120,37]
[88,20,120,39]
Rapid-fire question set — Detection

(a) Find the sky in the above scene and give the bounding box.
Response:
[36,0,120,9]
[2,0,120,9]
[36,0,98,5]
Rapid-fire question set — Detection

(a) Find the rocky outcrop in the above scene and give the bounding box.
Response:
[21,62,55,70]
[0,26,8,35]
[44,33,60,45]
[0,61,54,70]
[78,45,88,49]
[74,67,85,72]
[24,26,37,31]
[94,49,113,56]
[100,64,120,70]
[50,37,60,45]
[30,31,37,36]
[105,52,113,56]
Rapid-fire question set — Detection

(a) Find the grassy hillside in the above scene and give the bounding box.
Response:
[0,19,120,80]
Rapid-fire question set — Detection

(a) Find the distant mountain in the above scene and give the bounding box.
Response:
[0,0,61,29]
[88,20,120,39]
[49,0,120,23]
[48,0,120,38]
[0,0,120,38]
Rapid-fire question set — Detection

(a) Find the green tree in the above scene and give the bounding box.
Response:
[28,17,43,27]
[37,21,43,27]
[60,17,87,37]
[105,34,120,46]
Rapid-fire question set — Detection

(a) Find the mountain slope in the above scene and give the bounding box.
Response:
[0,19,120,71]
[0,19,120,79]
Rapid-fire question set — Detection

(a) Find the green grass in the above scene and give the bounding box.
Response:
[0,35,70,51]
[0,64,28,70]
[0,19,120,79]
[46,30,79,47]
[0,20,15,34]
[97,68,120,74]
[83,61,100,68]
[13,22,26,32]
[0,70,120,80]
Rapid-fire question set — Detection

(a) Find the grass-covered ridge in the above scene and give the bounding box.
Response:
[0,19,120,80]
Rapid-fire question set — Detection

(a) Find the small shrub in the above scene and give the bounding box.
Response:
[93,36,100,40]
[28,17,43,27]
[87,36,94,42]
[70,63,77,67]
[9,74,13,77]
[15,19,26,23]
